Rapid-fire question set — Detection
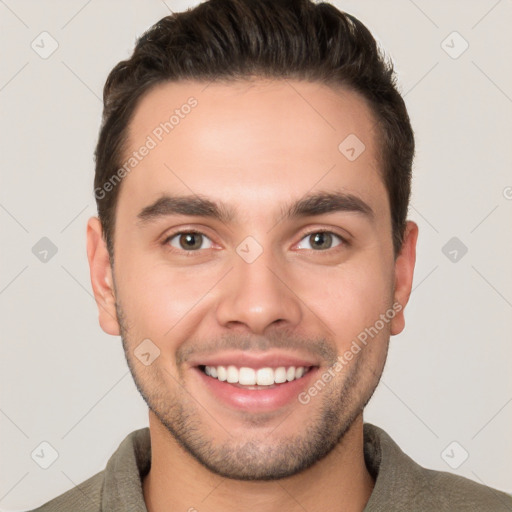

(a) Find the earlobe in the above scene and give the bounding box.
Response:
[86,216,120,336]
[390,221,418,336]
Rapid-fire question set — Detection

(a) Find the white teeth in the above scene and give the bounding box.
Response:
[274,367,287,383]
[226,365,238,383]
[256,368,274,386]
[239,367,256,385]
[202,365,310,386]
[217,366,227,381]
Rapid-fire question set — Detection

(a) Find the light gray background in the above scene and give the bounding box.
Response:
[1,0,511,509]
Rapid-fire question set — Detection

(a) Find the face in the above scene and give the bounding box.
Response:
[87,79,417,480]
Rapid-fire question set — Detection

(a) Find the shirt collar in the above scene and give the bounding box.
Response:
[100,423,405,510]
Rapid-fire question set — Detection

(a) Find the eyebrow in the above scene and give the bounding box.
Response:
[136,190,374,226]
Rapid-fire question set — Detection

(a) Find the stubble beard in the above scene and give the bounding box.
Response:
[115,300,388,481]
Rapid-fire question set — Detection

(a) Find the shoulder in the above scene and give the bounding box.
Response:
[363,423,512,511]
[418,466,512,511]
[26,427,151,511]
[26,470,103,511]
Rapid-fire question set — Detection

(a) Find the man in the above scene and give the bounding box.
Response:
[31,0,512,510]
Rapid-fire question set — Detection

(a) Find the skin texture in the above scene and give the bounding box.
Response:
[87,79,418,512]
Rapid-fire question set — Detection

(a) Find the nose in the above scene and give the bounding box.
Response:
[215,246,303,335]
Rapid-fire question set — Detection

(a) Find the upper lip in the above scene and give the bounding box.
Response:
[188,350,320,369]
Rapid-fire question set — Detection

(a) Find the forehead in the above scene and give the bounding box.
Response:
[118,79,386,222]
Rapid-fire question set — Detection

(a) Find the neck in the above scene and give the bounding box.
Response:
[142,412,374,512]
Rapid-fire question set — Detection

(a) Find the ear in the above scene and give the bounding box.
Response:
[86,216,120,336]
[390,221,418,336]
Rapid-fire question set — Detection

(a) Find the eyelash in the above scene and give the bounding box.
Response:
[161,228,349,254]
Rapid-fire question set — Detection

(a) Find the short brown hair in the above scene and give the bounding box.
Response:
[94,0,414,261]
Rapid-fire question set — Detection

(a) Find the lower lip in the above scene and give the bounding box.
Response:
[193,367,319,412]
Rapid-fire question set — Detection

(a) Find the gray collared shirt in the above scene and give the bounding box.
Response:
[30,423,512,511]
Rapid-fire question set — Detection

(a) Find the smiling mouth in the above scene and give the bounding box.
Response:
[198,364,316,389]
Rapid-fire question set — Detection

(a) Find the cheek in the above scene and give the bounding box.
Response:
[114,251,215,339]
[302,260,393,344]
